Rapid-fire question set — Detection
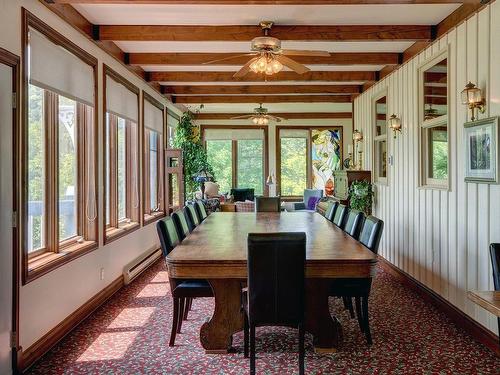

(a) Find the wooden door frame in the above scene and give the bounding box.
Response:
[0,46,21,373]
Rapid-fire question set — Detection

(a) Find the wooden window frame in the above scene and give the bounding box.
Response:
[142,92,166,225]
[103,65,141,244]
[418,50,450,190]
[201,125,269,197]
[21,10,98,284]
[373,90,389,185]
[275,125,343,200]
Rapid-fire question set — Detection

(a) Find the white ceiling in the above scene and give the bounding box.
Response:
[141,64,385,72]
[162,81,366,86]
[191,102,352,113]
[74,4,459,26]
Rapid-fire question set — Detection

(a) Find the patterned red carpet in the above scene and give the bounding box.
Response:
[27,260,499,374]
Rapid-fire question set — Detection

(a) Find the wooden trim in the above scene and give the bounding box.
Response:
[18,276,124,372]
[164,85,360,96]
[143,91,164,111]
[98,24,432,42]
[196,112,353,120]
[49,1,466,4]
[377,256,500,357]
[133,53,399,66]
[173,95,352,104]
[103,64,140,95]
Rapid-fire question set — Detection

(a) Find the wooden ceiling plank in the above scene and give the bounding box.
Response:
[162,84,361,95]
[196,112,353,120]
[174,95,352,103]
[150,71,376,82]
[98,24,432,41]
[50,1,464,4]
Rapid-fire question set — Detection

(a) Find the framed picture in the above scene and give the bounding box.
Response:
[464,116,499,183]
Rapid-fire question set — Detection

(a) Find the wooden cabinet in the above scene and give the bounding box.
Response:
[333,170,371,205]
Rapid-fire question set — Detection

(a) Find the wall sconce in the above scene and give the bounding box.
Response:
[388,114,402,139]
[353,129,364,143]
[461,81,485,121]
[352,129,364,170]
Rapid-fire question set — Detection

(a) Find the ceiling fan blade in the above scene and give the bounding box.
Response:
[281,49,330,57]
[275,55,310,75]
[233,57,258,78]
[268,115,286,122]
[230,114,254,119]
[203,53,258,65]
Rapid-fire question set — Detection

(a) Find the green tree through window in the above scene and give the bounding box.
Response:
[237,140,263,196]
[206,140,232,194]
[280,138,307,196]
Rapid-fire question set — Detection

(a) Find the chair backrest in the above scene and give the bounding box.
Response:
[343,209,365,240]
[490,243,500,291]
[194,200,208,221]
[247,232,306,327]
[185,205,200,231]
[231,188,255,202]
[332,204,348,228]
[255,196,281,212]
[324,201,339,221]
[171,209,191,241]
[359,216,384,254]
[303,189,323,204]
[156,217,180,257]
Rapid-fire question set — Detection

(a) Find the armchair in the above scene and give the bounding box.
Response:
[291,189,323,211]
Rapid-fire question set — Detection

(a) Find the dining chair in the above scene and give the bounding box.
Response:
[329,215,384,345]
[324,201,339,222]
[194,200,208,222]
[489,243,500,345]
[332,204,348,228]
[243,232,306,375]
[172,209,191,241]
[255,196,281,212]
[156,217,213,346]
[185,205,200,231]
[343,209,365,240]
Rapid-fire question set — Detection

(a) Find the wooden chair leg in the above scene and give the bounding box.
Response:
[346,297,355,318]
[362,296,372,345]
[177,298,185,333]
[298,323,305,375]
[183,298,190,320]
[250,324,256,375]
[355,297,364,332]
[188,298,193,311]
[243,313,249,358]
[169,298,179,346]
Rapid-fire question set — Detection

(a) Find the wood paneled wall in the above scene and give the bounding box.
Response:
[354,2,500,335]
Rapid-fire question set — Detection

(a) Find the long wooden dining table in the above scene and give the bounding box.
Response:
[165,211,377,353]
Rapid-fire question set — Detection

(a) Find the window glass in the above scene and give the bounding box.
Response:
[170,173,179,208]
[149,131,159,211]
[375,96,387,136]
[117,118,127,221]
[428,126,448,180]
[280,138,307,196]
[423,58,447,120]
[58,95,78,240]
[237,140,264,196]
[376,140,387,179]
[105,114,111,226]
[311,129,341,196]
[206,140,232,194]
[27,84,45,252]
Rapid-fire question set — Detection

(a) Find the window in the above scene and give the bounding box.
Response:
[167,111,179,148]
[420,53,448,187]
[104,67,140,242]
[203,128,267,196]
[143,94,165,224]
[23,17,98,282]
[373,94,388,182]
[279,133,308,197]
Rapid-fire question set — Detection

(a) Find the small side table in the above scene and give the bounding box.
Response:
[220,203,236,212]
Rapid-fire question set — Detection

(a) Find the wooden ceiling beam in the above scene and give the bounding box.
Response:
[173,95,352,103]
[162,84,361,95]
[129,52,399,66]
[97,24,432,41]
[195,112,353,120]
[49,1,465,4]
[150,71,376,82]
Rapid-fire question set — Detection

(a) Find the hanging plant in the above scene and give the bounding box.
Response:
[172,111,214,199]
[348,180,374,215]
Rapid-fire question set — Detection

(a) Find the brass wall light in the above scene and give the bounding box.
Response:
[352,129,364,170]
[388,114,402,138]
[461,82,485,121]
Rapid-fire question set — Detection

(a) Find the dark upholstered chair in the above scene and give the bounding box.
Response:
[489,243,500,345]
[231,188,254,202]
[332,204,348,228]
[255,196,281,212]
[184,205,200,231]
[343,209,365,240]
[323,201,339,221]
[330,215,384,345]
[243,233,306,375]
[194,200,208,222]
[171,209,191,241]
[293,189,323,211]
[156,217,213,346]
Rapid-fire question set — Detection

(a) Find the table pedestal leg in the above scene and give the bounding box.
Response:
[200,279,244,353]
[305,279,343,353]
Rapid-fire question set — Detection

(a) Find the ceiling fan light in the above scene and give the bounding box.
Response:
[263,117,269,125]
[271,59,283,73]
[252,117,259,124]
[265,65,274,75]
[257,57,267,71]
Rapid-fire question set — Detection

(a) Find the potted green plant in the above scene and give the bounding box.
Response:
[348,180,374,215]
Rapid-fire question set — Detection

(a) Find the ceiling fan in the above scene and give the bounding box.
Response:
[230,104,286,125]
[204,21,330,78]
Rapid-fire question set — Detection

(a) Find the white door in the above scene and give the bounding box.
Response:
[0,62,14,374]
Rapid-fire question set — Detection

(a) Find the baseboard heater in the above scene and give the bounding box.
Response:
[123,246,162,285]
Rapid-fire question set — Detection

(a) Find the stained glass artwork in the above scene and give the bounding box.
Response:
[311,129,342,196]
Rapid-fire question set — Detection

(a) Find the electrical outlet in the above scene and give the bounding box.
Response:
[100,268,105,280]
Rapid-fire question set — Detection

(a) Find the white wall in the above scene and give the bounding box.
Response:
[198,118,353,196]
[0,0,182,350]
[354,2,500,335]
